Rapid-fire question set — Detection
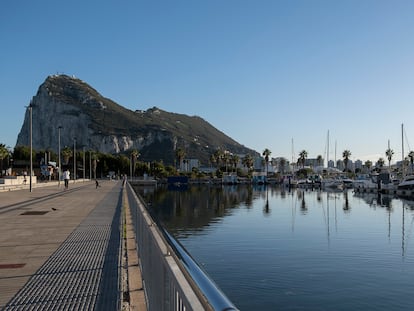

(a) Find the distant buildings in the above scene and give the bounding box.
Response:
[180,150,377,176]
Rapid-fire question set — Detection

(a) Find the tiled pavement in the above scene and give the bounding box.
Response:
[0,180,143,310]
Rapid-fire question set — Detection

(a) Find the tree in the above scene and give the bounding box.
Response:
[209,153,217,169]
[262,148,271,176]
[231,154,239,173]
[61,146,73,165]
[316,155,323,167]
[377,157,385,169]
[212,149,224,171]
[279,157,287,174]
[175,147,186,170]
[342,150,352,172]
[223,151,232,173]
[0,144,9,176]
[298,150,307,168]
[242,154,254,176]
[385,148,394,170]
[117,154,130,175]
[364,160,372,172]
[13,145,33,161]
[130,149,140,176]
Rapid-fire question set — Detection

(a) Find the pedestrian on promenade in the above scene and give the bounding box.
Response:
[63,168,70,190]
[95,179,100,189]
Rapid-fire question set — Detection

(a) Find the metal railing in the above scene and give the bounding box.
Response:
[126,183,238,311]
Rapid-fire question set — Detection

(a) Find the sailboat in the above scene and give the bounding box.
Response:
[321,130,344,190]
[397,124,414,194]
[398,175,414,191]
[282,138,298,188]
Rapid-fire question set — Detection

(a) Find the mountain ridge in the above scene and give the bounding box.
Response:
[16,74,258,165]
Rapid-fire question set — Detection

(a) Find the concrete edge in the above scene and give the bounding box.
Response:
[122,187,147,311]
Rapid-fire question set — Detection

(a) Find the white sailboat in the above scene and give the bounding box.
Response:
[398,123,414,192]
[321,130,344,190]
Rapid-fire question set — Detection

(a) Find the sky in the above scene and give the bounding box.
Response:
[1,0,414,165]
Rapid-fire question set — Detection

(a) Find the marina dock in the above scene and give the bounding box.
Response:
[0,180,146,310]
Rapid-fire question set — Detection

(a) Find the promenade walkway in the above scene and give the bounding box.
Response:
[0,180,145,310]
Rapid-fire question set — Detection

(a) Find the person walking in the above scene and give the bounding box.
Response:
[63,168,70,190]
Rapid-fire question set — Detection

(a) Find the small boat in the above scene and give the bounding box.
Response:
[398,175,414,191]
[354,171,397,192]
[321,178,343,190]
[281,175,297,188]
[353,174,378,190]
[339,176,354,188]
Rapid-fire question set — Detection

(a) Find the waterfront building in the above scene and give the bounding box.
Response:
[180,158,200,172]
[354,159,363,171]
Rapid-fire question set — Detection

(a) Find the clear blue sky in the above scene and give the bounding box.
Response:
[1,0,414,164]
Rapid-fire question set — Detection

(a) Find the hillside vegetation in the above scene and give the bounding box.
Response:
[38,75,256,165]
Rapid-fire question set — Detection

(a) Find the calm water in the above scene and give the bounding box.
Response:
[136,185,414,310]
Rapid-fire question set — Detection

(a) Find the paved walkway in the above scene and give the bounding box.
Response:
[0,180,144,310]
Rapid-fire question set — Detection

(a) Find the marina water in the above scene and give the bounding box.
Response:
[135,185,414,310]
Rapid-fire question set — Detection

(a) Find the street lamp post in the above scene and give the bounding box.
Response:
[58,126,62,187]
[73,137,76,183]
[89,150,92,180]
[29,101,33,192]
[130,154,132,181]
[83,146,85,181]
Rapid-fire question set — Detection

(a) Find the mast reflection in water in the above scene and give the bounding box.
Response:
[135,184,414,310]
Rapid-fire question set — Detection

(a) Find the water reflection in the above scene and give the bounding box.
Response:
[134,184,414,252]
[353,191,395,208]
[137,184,257,235]
[134,184,414,310]
[263,186,270,215]
[343,191,350,212]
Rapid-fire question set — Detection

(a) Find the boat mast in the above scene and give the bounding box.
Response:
[327,130,329,168]
[291,138,294,174]
[402,123,405,178]
[388,139,391,173]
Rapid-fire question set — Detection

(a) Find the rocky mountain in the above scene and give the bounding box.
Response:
[16,74,257,165]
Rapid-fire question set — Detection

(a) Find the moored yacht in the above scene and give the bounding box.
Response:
[321,177,343,190]
[354,171,397,192]
[340,175,354,188]
[397,175,414,191]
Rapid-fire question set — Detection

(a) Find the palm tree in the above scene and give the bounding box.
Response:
[385,148,394,171]
[279,157,287,174]
[231,154,239,173]
[223,151,232,173]
[61,146,73,165]
[342,150,352,172]
[175,147,186,170]
[377,157,385,170]
[298,150,307,168]
[212,149,224,171]
[262,148,271,176]
[242,154,254,176]
[91,152,99,179]
[0,144,9,177]
[130,149,140,176]
[316,155,323,167]
[364,160,372,172]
